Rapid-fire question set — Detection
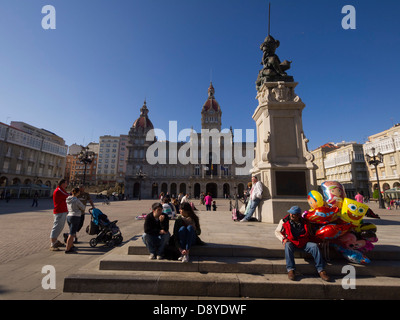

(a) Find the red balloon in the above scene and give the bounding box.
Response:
[315,222,352,240]
[303,206,339,225]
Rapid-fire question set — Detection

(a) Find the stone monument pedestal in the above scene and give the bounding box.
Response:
[251,81,317,223]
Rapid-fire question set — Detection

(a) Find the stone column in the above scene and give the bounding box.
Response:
[251,81,317,223]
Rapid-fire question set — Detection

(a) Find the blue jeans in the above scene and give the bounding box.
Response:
[285,242,325,273]
[243,198,261,220]
[178,225,197,251]
[67,216,81,236]
[142,232,170,256]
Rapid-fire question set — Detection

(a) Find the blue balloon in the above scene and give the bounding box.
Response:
[332,243,371,264]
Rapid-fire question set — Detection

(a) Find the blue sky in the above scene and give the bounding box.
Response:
[0,0,399,151]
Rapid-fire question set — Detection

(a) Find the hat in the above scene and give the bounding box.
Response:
[288,206,301,215]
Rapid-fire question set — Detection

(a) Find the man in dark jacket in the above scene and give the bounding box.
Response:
[142,202,170,260]
[275,206,329,281]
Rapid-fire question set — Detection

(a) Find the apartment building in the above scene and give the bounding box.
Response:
[116,135,129,184]
[97,135,122,185]
[311,142,369,198]
[0,121,67,198]
[363,124,400,194]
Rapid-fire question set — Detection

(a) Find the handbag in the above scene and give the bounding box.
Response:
[86,219,99,235]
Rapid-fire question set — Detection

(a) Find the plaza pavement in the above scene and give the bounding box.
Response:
[0,197,399,300]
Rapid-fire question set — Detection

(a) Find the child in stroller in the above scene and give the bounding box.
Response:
[87,208,123,247]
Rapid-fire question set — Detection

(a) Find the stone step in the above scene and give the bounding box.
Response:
[99,253,400,278]
[63,270,400,300]
[63,208,400,300]
[127,242,400,261]
[128,243,279,258]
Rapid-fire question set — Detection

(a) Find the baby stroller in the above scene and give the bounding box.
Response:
[86,208,123,247]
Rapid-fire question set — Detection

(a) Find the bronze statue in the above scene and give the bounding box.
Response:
[256,35,293,91]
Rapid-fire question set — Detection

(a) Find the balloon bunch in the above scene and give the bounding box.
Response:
[302,181,378,264]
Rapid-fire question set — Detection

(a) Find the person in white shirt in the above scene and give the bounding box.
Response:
[180,193,189,204]
[240,176,263,222]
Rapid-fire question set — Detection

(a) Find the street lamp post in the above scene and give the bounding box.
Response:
[366,147,385,209]
[136,169,147,200]
[234,185,238,210]
[78,146,95,186]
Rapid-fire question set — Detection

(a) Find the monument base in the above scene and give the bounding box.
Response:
[255,198,309,224]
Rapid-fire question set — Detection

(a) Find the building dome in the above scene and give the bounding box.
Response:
[202,82,220,112]
[201,82,222,131]
[132,100,154,130]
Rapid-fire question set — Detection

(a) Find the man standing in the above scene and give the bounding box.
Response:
[50,179,69,251]
[240,176,263,222]
[275,206,330,281]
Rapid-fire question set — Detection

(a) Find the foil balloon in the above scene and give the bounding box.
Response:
[359,239,378,253]
[321,181,346,208]
[331,243,370,264]
[354,222,377,239]
[354,223,378,253]
[340,198,369,227]
[307,190,325,209]
[337,232,366,250]
[315,222,352,240]
[302,206,339,225]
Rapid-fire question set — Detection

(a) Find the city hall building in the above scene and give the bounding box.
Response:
[125,83,253,199]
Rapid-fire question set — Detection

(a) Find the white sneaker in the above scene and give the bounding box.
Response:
[178,255,184,261]
[182,254,189,263]
[149,253,156,260]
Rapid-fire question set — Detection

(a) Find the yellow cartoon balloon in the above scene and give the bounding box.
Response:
[340,198,369,226]
[307,190,325,209]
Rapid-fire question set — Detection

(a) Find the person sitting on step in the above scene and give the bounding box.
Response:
[173,202,202,263]
[275,205,330,282]
[142,202,170,260]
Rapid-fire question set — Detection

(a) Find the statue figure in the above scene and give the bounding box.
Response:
[256,35,293,91]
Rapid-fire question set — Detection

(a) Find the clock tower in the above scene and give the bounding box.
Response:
[201,82,222,131]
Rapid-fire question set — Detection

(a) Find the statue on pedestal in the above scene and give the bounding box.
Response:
[256,34,294,91]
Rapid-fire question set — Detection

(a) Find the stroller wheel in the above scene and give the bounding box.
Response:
[115,235,123,245]
[89,238,98,247]
[107,240,115,247]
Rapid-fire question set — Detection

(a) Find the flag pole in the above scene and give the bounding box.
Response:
[268,2,271,36]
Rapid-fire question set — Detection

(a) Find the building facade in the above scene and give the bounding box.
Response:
[0,121,67,198]
[363,124,400,194]
[311,142,369,198]
[125,83,253,199]
[116,135,129,185]
[311,143,339,184]
[96,135,121,185]
[96,135,130,186]
[65,142,99,186]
